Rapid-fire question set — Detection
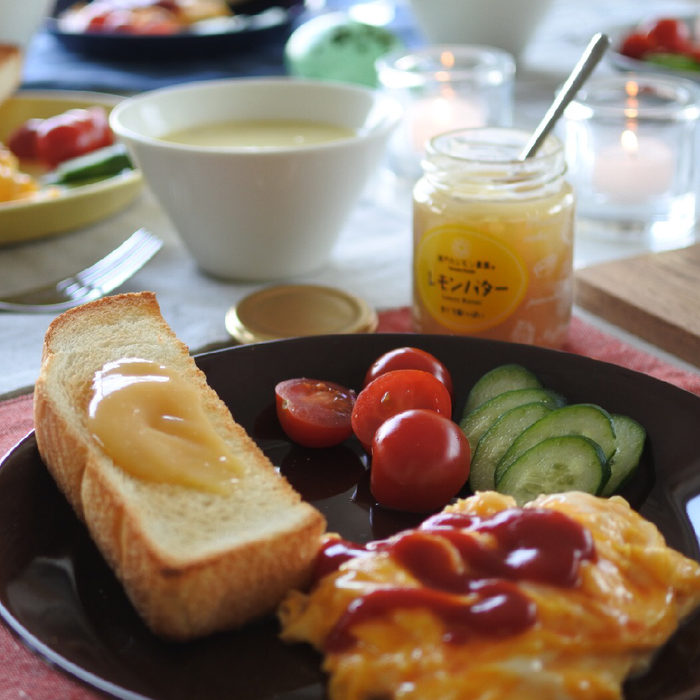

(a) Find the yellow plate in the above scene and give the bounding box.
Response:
[0,91,143,245]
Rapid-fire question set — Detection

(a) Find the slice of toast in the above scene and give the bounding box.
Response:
[33,292,326,640]
[0,45,21,109]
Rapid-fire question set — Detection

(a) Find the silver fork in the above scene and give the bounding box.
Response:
[0,229,163,313]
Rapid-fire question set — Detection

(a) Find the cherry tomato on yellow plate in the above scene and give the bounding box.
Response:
[35,107,114,168]
[275,378,357,449]
[363,346,453,397]
[351,369,452,452]
[6,119,43,161]
[370,409,471,513]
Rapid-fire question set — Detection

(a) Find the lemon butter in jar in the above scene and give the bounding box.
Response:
[413,127,575,348]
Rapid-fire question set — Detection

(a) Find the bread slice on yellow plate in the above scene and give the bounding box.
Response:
[34,291,326,640]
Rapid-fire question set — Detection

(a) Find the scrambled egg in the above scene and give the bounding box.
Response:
[279,491,700,700]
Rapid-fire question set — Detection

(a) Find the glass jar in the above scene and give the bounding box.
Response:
[413,127,575,349]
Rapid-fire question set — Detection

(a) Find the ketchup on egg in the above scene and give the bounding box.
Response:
[315,507,596,651]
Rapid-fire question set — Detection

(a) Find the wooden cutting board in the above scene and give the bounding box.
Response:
[575,243,700,368]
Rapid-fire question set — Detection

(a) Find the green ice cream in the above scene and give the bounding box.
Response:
[285,12,404,88]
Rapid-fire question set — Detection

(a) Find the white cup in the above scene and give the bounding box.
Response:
[0,0,53,48]
[407,0,555,59]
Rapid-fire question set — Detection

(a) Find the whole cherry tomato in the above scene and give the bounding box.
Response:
[363,347,454,397]
[370,409,471,513]
[35,107,115,168]
[275,378,357,449]
[351,369,452,451]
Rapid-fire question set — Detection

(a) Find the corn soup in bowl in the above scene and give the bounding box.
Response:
[109,78,402,281]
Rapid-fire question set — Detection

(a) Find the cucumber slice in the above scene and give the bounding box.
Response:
[462,364,542,417]
[469,402,553,493]
[44,144,134,186]
[601,414,646,496]
[496,435,609,505]
[494,404,617,487]
[460,388,565,452]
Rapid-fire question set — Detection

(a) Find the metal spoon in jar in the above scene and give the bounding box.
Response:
[519,32,611,160]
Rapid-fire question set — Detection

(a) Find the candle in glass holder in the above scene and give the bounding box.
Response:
[592,128,674,204]
[376,45,515,178]
[409,92,486,151]
[562,74,700,244]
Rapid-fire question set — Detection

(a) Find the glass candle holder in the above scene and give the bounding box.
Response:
[376,45,515,179]
[562,74,700,247]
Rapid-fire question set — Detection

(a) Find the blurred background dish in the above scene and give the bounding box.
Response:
[47,0,304,61]
[0,91,142,244]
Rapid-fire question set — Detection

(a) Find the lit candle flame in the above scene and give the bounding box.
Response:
[624,80,640,120]
[436,52,455,82]
[441,51,455,68]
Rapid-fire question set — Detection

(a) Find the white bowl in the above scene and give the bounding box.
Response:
[408,0,555,59]
[109,78,402,281]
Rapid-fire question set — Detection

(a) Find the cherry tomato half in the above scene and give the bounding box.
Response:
[351,369,452,451]
[370,409,471,513]
[275,378,356,449]
[363,347,454,397]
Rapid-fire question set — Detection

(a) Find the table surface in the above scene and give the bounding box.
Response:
[1,0,699,398]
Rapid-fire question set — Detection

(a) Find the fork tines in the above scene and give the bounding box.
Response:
[0,229,163,313]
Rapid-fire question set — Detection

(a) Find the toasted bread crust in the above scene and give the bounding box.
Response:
[34,292,326,640]
[0,45,22,107]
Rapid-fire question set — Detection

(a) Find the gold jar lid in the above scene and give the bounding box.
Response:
[225,284,378,344]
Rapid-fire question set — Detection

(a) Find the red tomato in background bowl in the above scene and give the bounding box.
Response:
[351,369,452,451]
[363,346,454,397]
[370,409,471,513]
[275,378,356,449]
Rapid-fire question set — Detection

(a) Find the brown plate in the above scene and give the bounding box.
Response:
[1,333,700,700]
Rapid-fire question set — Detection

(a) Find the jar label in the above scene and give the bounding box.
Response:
[415,225,529,332]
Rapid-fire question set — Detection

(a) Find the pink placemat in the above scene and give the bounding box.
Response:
[1,310,699,700]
